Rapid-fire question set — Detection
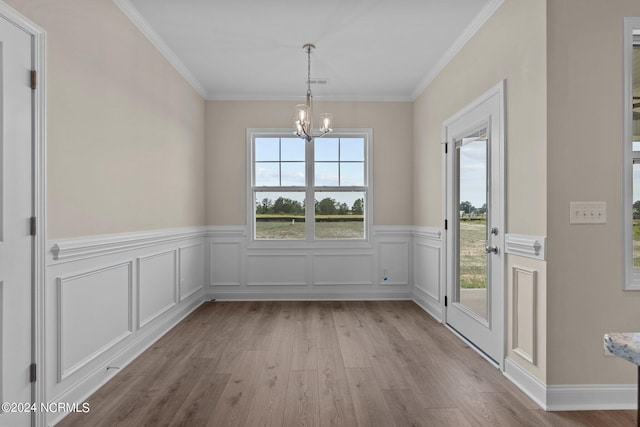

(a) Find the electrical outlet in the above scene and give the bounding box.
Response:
[569,202,606,224]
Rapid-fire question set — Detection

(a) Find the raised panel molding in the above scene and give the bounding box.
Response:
[179,244,204,301]
[57,262,133,382]
[246,253,309,286]
[313,253,374,285]
[512,265,537,365]
[137,250,178,328]
[377,241,409,285]
[209,241,242,286]
[505,234,546,261]
[412,227,443,321]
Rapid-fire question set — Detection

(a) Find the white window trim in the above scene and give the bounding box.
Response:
[246,128,373,249]
[623,17,640,290]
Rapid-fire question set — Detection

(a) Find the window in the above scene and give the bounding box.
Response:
[624,19,640,289]
[248,129,371,242]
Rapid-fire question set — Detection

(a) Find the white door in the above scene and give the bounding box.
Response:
[444,82,505,366]
[0,15,34,427]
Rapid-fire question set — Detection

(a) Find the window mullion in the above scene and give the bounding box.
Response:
[306,139,315,241]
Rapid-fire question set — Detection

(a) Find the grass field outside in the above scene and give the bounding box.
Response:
[634,220,640,267]
[255,214,364,239]
[459,220,487,289]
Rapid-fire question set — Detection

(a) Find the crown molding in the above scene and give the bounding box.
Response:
[204,93,414,102]
[112,0,208,99]
[410,0,505,100]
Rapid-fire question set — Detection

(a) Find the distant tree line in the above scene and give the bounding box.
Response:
[256,197,364,215]
[460,201,487,216]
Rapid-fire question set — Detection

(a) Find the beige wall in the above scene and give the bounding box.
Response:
[205,100,413,226]
[547,0,640,385]
[413,0,547,381]
[413,0,547,235]
[7,0,206,239]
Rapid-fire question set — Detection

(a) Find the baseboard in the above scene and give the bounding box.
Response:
[411,288,443,322]
[206,289,412,301]
[546,383,637,411]
[49,291,205,426]
[503,357,547,409]
[503,357,638,411]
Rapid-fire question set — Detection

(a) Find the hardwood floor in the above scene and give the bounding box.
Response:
[57,301,635,426]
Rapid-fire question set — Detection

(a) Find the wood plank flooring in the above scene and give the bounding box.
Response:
[57,301,636,426]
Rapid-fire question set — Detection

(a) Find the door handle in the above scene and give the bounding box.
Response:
[485,245,498,254]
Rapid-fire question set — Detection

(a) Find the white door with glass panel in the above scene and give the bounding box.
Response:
[444,82,505,366]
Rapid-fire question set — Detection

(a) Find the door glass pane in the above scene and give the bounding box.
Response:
[457,134,488,319]
[633,161,640,266]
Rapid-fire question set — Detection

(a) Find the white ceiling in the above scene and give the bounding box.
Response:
[120,0,500,101]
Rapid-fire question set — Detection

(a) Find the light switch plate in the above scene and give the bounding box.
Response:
[569,202,607,224]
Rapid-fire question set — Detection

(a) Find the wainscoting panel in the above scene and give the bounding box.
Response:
[377,241,409,285]
[179,244,204,300]
[412,227,443,321]
[246,253,309,286]
[209,241,242,286]
[313,253,374,286]
[57,262,132,381]
[46,227,207,425]
[512,265,537,365]
[205,226,411,299]
[137,250,178,328]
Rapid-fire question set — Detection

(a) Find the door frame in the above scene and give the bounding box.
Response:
[0,2,46,425]
[441,80,506,368]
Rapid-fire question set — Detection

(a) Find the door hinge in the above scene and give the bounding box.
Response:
[444,142,448,154]
[30,70,37,90]
[30,363,36,382]
[444,295,448,307]
[444,219,448,230]
[30,216,36,236]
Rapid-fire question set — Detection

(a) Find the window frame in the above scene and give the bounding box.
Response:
[247,128,373,248]
[623,18,640,290]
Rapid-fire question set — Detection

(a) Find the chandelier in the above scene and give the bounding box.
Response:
[294,43,333,142]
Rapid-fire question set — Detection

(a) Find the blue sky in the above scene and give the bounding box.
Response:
[459,140,487,209]
[255,137,365,206]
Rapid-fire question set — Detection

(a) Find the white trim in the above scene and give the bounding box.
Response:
[503,357,547,409]
[246,128,373,247]
[511,266,537,365]
[49,226,208,263]
[0,3,47,425]
[56,262,134,382]
[546,384,637,411]
[412,287,443,322]
[46,291,204,426]
[112,0,207,98]
[413,226,443,241]
[623,17,640,290]
[442,80,506,368]
[505,234,546,260]
[207,290,411,301]
[206,93,413,102]
[374,225,414,237]
[206,225,246,238]
[411,0,505,100]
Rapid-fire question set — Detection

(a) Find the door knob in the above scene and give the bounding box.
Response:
[485,245,498,254]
